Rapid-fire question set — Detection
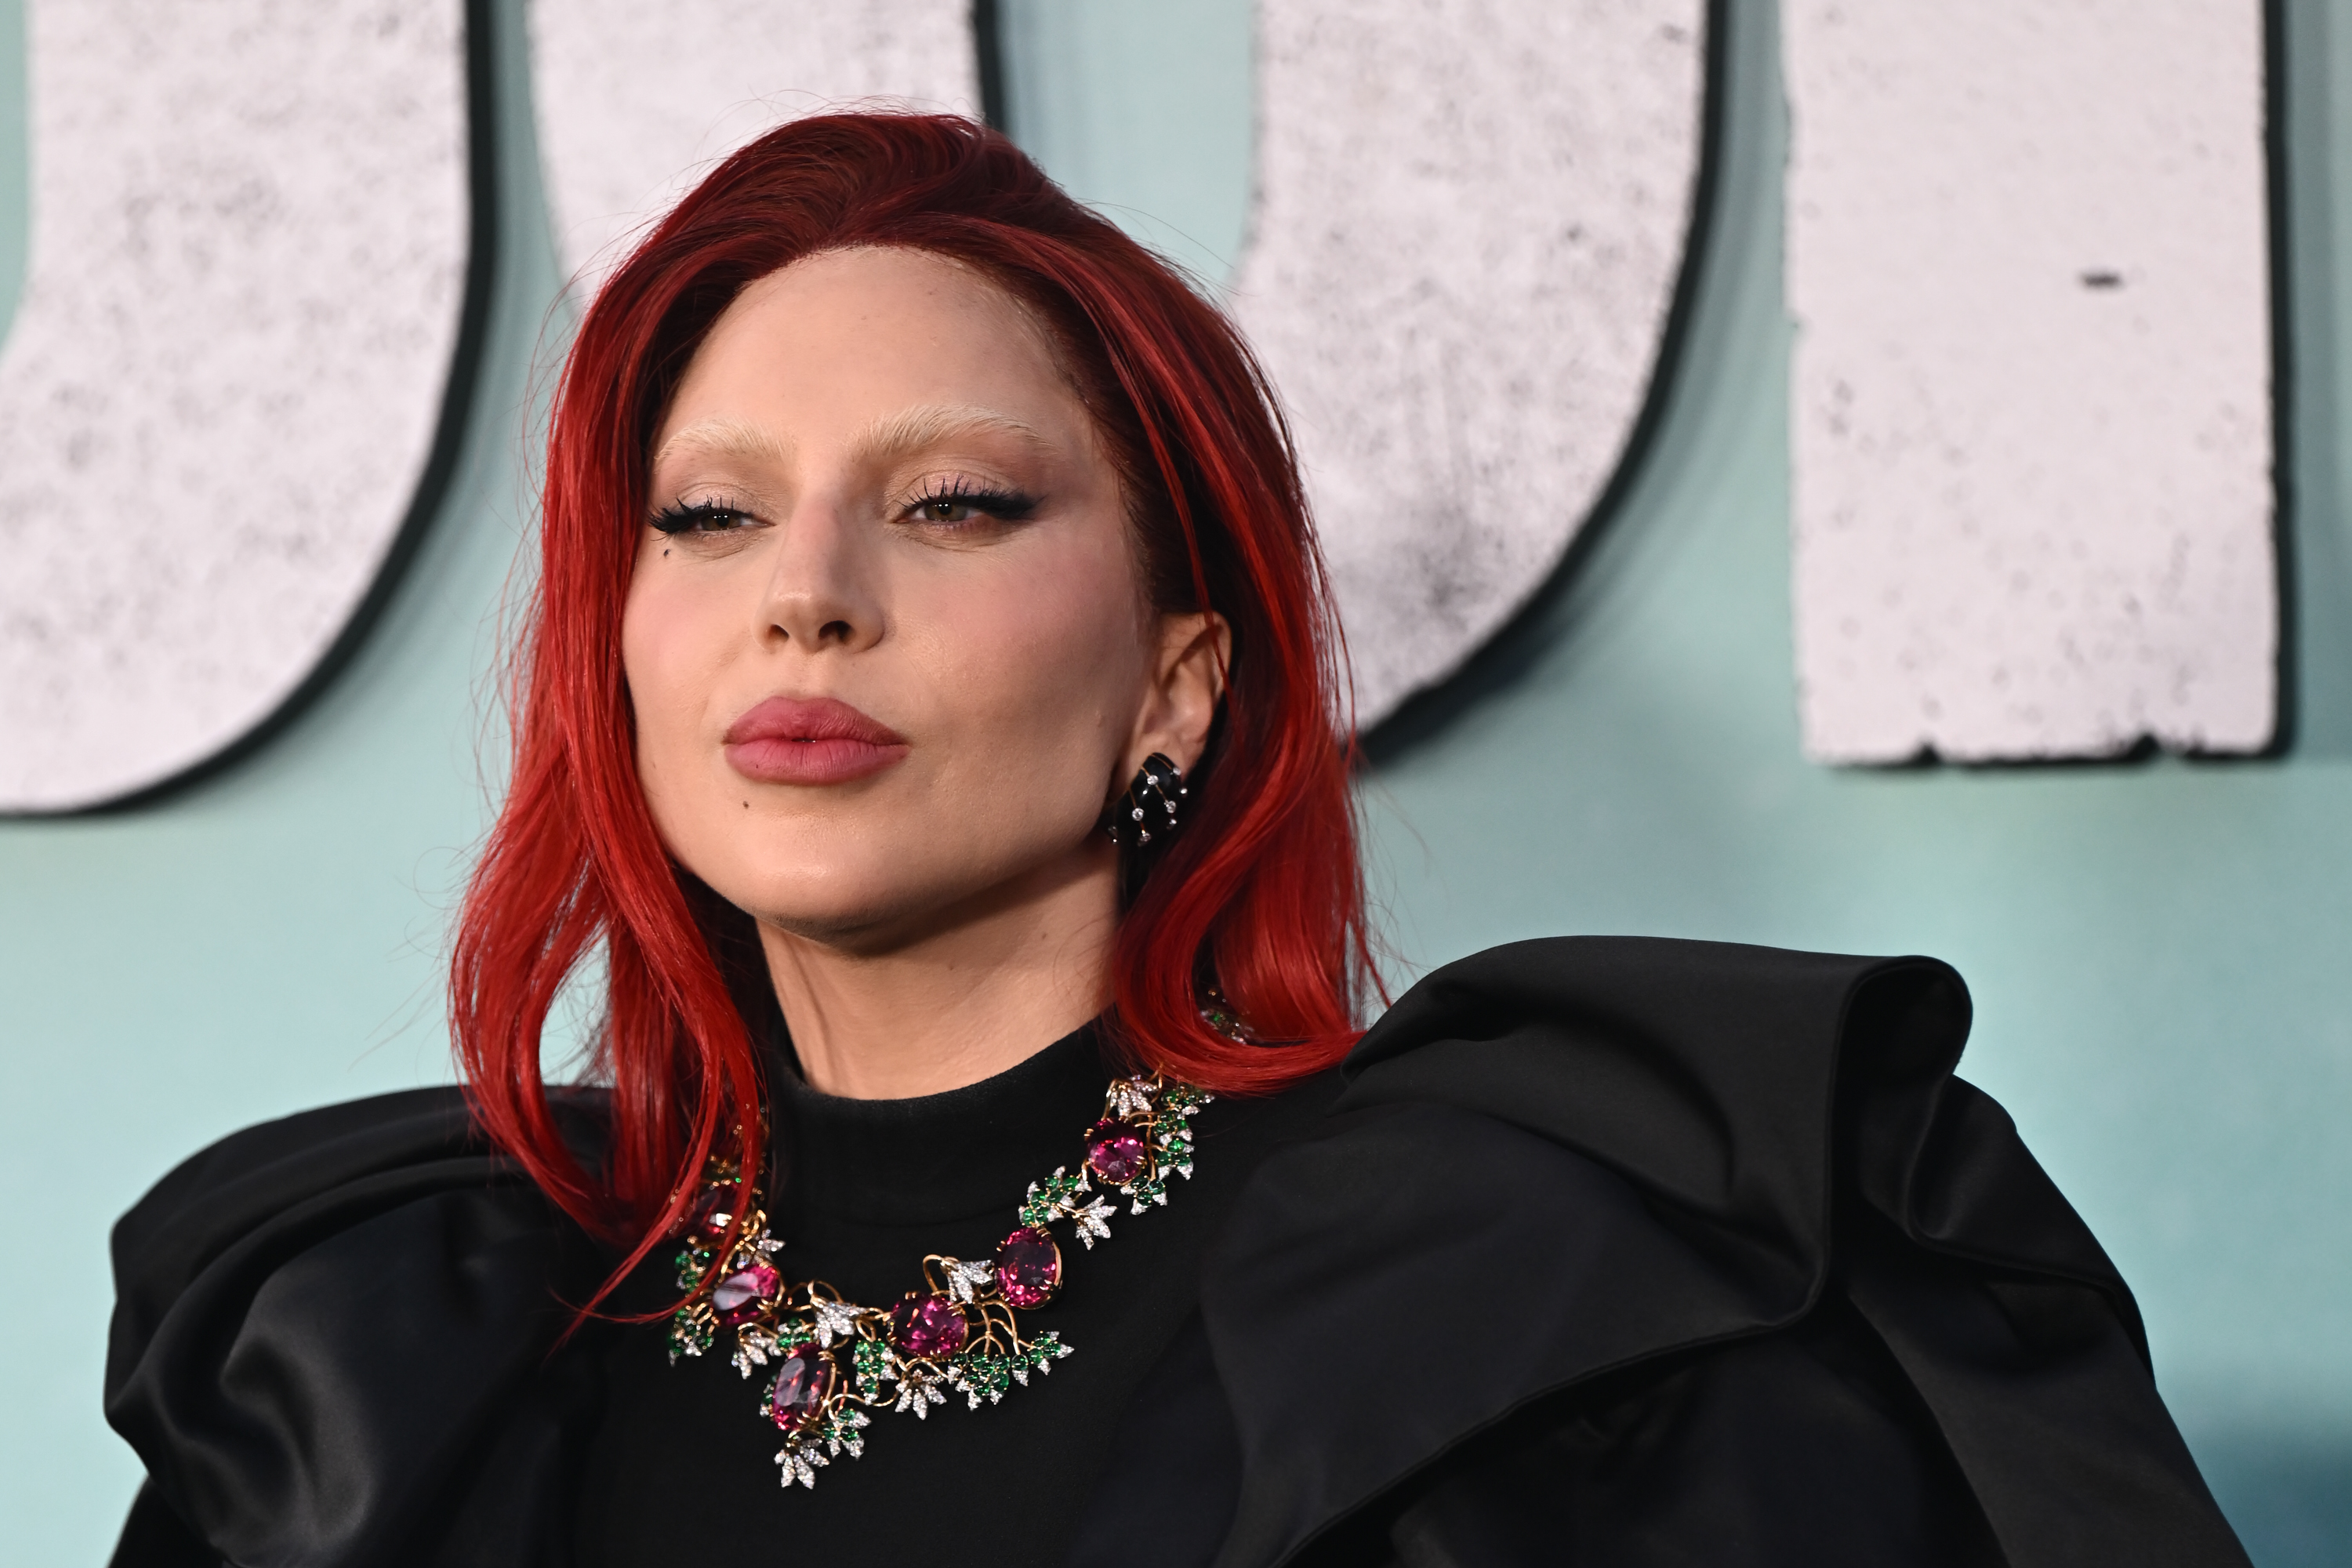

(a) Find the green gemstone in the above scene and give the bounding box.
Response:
[853,1337,890,1396]
[666,1307,715,1359]
[954,1348,1015,1400]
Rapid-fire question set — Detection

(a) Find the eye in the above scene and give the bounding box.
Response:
[902,481,1038,528]
[650,500,760,535]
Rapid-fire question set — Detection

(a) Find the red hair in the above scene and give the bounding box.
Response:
[450,113,1372,1294]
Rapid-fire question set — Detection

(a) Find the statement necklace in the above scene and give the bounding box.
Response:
[666,1072,1212,1488]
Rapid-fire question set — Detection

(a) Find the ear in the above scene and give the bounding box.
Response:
[1123,610,1230,782]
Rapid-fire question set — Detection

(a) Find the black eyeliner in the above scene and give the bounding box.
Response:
[649,501,752,535]
[906,478,1040,522]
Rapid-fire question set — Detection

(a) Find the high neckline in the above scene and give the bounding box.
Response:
[769,1023,1112,1229]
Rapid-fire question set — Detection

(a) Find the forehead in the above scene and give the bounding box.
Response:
[656,248,1079,443]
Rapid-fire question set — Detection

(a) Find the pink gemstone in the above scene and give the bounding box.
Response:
[1085,1120,1149,1185]
[889,1293,970,1359]
[681,1188,735,1236]
[995,1226,1062,1308]
[766,1343,832,1431]
[712,1259,780,1324]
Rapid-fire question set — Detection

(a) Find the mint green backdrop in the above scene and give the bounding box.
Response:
[5,2,2350,1562]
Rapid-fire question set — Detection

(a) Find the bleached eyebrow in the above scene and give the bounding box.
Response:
[848,404,1056,464]
[650,417,791,470]
[650,405,1058,476]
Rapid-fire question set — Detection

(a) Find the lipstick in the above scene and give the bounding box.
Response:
[723,695,910,786]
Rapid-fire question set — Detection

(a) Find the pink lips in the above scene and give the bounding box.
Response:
[723,696,909,786]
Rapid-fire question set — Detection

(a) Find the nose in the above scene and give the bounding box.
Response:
[757,495,884,654]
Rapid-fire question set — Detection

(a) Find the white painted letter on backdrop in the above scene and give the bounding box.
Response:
[0,1,471,813]
[1785,2,2274,762]
[1232,2,1707,729]
[529,0,979,288]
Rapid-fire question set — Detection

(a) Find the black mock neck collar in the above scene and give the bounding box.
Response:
[768,1023,1112,1229]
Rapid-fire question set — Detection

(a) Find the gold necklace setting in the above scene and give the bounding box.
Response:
[665,1073,1211,1488]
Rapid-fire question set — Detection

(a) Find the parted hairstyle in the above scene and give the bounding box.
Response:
[450,112,1373,1302]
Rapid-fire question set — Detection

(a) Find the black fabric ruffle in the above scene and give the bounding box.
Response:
[1109,937,2248,1566]
[104,1087,609,1568]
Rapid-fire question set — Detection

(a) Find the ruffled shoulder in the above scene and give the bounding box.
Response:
[105,1087,611,1568]
[1167,937,2246,1568]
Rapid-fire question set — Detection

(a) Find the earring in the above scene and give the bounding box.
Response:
[1105,753,1186,848]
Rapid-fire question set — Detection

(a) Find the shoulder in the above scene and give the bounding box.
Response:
[1327,935,2082,1295]
[1283,935,2005,1300]
[111,1084,610,1361]
[1150,937,2246,1567]
[106,1086,611,1567]
[1201,935,2005,1462]
[1345,932,1965,1124]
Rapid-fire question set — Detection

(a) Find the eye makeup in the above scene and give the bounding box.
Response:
[898,476,1040,528]
[649,499,762,535]
[642,471,1044,540]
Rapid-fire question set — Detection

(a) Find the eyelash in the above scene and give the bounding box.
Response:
[645,481,1040,538]
[902,478,1039,527]
[648,500,754,535]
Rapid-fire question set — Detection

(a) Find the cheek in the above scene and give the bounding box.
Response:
[621,553,724,784]
[894,540,1152,818]
[912,541,1149,772]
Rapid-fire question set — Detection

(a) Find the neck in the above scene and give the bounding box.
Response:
[760,853,1120,1099]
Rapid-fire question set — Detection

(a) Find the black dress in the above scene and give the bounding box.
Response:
[104,938,2253,1566]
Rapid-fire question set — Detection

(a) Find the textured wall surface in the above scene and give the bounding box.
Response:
[1232,0,1704,726]
[0,0,469,811]
[1785,0,2274,762]
[529,0,978,288]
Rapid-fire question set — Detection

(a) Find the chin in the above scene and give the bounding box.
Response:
[701,855,975,946]
[702,865,903,937]
[728,837,1111,953]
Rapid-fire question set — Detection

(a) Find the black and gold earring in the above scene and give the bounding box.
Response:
[1104,753,1186,848]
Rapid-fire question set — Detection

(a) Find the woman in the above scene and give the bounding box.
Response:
[105,114,2247,1567]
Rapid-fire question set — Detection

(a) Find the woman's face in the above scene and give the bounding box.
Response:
[623,246,1219,950]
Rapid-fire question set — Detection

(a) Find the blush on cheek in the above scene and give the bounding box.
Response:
[971,594,1142,742]
[959,646,1143,851]
[621,598,716,829]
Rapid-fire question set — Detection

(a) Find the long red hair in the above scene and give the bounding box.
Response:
[451,113,1371,1292]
